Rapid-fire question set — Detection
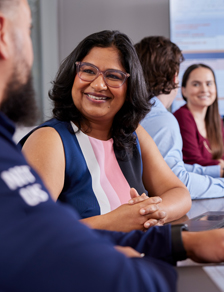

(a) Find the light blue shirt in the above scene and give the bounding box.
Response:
[141,97,224,199]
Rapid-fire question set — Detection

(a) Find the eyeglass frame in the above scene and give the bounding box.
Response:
[75,61,130,88]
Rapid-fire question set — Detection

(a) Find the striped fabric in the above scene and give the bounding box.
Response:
[71,122,131,215]
[19,118,146,219]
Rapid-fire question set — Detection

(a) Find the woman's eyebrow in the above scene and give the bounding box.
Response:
[192,79,213,82]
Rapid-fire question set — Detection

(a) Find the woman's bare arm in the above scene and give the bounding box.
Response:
[136,124,192,223]
[22,127,65,201]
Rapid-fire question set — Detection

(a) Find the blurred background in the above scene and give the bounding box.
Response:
[15,0,223,141]
[27,0,169,124]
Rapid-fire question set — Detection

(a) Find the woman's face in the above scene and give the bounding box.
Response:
[71,46,128,125]
[182,67,217,110]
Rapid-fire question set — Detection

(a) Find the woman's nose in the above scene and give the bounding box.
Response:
[200,83,208,92]
[90,73,108,90]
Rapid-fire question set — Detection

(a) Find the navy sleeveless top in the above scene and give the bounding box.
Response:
[19,119,147,219]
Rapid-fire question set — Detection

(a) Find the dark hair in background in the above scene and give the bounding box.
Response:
[182,63,223,160]
[135,36,184,98]
[49,30,150,155]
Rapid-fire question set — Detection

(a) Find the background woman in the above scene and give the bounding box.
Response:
[174,64,224,170]
[20,30,191,232]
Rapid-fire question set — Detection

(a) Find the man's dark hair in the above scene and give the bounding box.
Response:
[49,30,150,155]
[135,36,184,98]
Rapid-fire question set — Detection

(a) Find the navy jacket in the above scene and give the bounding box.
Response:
[0,112,177,292]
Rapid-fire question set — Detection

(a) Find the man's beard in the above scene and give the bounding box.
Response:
[0,70,39,126]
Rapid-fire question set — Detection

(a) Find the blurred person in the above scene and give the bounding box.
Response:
[174,64,224,168]
[135,36,224,199]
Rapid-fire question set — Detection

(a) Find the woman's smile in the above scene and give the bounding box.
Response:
[71,46,127,123]
[182,67,216,110]
[84,92,111,102]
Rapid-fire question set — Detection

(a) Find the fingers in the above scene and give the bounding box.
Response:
[139,203,166,217]
[114,246,145,258]
[129,194,162,205]
[129,193,147,204]
[143,218,165,229]
[145,209,166,220]
[128,192,166,229]
[129,194,165,228]
[129,187,140,200]
[141,210,166,229]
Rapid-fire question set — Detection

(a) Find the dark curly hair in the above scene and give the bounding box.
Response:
[182,63,223,160]
[135,36,184,98]
[49,30,150,156]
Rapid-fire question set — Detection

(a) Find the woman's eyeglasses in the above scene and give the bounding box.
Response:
[75,62,130,88]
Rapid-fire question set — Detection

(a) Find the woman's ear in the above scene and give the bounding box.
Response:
[181,86,186,97]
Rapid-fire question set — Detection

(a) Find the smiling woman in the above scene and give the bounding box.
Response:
[174,63,224,169]
[19,30,191,232]
[71,46,128,135]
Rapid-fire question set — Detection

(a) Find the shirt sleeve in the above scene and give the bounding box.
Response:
[97,224,187,262]
[185,163,220,178]
[95,224,174,263]
[162,140,224,199]
[174,107,219,166]
[142,110,224,199]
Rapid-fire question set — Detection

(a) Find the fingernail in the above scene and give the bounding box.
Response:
[140,253,145,258]
[129,200,133,204]
[140,209,146,214]
[144,222,150,228]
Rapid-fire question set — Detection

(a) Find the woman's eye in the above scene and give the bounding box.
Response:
[106,73,122,80]
[82,68,96,75]
[192,83,199,87]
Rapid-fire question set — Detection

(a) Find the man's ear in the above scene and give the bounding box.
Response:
[0,14,11,60]
[173,72,179,84]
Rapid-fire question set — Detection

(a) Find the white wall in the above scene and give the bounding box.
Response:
[15,0,59,141]
[58,0,169,62]
[40,0,59,120]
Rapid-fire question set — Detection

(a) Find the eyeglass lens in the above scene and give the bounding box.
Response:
[78,63,127,88]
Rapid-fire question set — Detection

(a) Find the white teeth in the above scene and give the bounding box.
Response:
[199,96,209,99]
[87,94,107,100]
